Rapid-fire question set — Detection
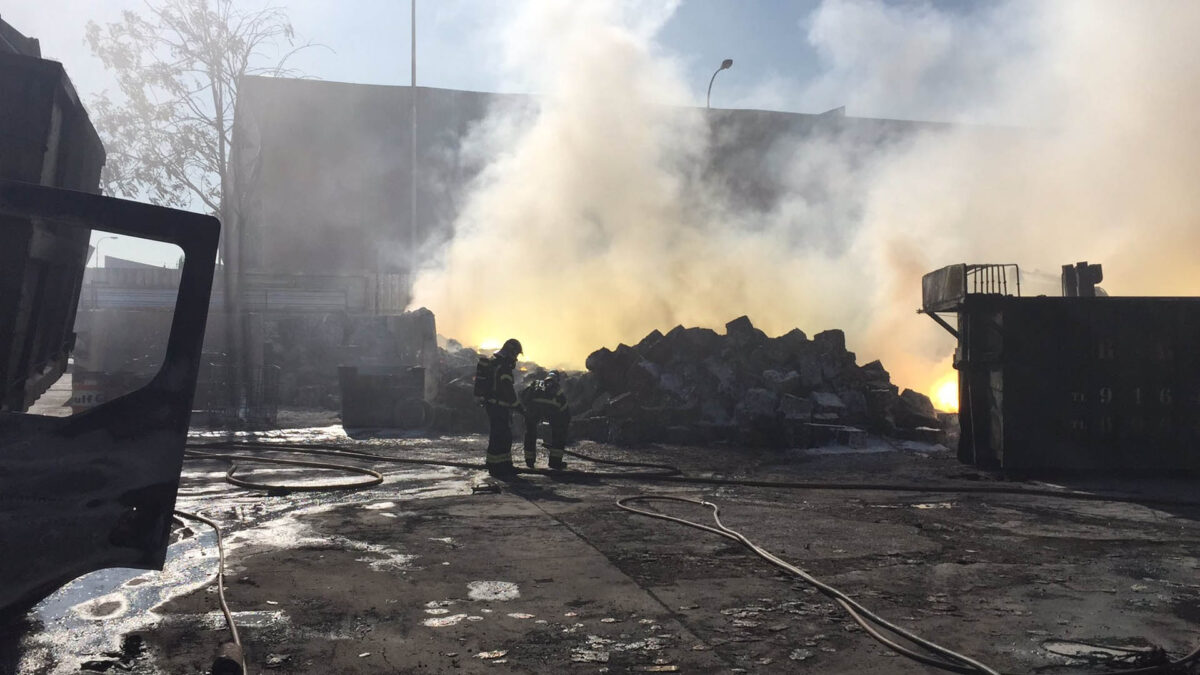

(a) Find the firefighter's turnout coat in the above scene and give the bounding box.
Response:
[519,378,570,466]
[476,353,519,408]
[476,352,520,471]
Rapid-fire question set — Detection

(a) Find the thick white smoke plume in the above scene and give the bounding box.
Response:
[413,0,1200,405]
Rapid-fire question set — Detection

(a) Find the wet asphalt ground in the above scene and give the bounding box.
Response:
[5,426,1200,674]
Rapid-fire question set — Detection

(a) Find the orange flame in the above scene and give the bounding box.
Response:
[932,372,959,413]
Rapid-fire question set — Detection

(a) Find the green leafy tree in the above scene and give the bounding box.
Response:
[85,0,314,216]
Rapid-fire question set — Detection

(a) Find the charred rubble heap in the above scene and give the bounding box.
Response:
[434,316,945,447]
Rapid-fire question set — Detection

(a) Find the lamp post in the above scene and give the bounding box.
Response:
[706,58,733,109]
[90,235,118,267]
[410,0,418,306]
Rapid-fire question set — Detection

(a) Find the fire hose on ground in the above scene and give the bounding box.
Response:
[171,509,244,675]
[173,439,1200,675]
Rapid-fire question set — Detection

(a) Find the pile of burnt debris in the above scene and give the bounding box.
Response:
[433,316,947,448]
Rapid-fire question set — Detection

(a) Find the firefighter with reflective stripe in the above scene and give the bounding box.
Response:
[519,370,570,470]
[476,338,523,477]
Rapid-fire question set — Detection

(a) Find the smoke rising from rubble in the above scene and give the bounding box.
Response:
[413,0,1200,398]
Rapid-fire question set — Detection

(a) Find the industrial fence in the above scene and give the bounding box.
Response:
[191,364,281,427]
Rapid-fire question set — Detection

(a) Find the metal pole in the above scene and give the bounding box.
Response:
[90,235,117,267]
[706,59,733,109]
[410,0,418,305]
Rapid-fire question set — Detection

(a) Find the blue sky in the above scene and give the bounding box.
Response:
[6,0,984,111]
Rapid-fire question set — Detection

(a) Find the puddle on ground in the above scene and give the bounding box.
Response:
[226,514,417,572]
[395,484,472,499]
[618,637,667,651]
[354,549,417,572]
[573,649,611,663]
[17,430,524,674]
[1042,639,1162,664]
[189,425,348,443]
[468,580,520,601]
[20,529,218,675]
[18,428,481,674]
[221,466,378,489]
[572,633,667,663]
[193,609,287,629]
[424,613,470,627]
[393,468,462,482]
[507,613,536,619]
[71,594,130,621]
[913,502,954,509]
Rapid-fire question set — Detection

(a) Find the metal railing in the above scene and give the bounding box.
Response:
[965,264,1020,297]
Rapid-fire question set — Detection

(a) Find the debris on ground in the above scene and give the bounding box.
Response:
[433,316,945,446]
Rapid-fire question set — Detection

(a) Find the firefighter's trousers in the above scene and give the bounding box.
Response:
[523,408,569,466]
[484,402,514,471]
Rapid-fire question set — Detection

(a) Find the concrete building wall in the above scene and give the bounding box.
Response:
[228,77,944,308]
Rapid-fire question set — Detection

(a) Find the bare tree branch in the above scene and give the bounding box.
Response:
[86,0,320,218]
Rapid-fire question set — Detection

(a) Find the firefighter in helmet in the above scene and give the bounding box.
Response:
[519,370,570,470]
[476,338,523,477]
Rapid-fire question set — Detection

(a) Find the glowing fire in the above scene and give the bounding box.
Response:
[932,373,959,412]
[474,337,534,363]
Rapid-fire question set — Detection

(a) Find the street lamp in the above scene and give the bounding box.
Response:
[90,235,118,267]
[706,58,733,109]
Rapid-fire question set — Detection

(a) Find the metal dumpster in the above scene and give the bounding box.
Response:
[0,45,106,412]
[338,365,429,428]
[921,262,1200,472]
